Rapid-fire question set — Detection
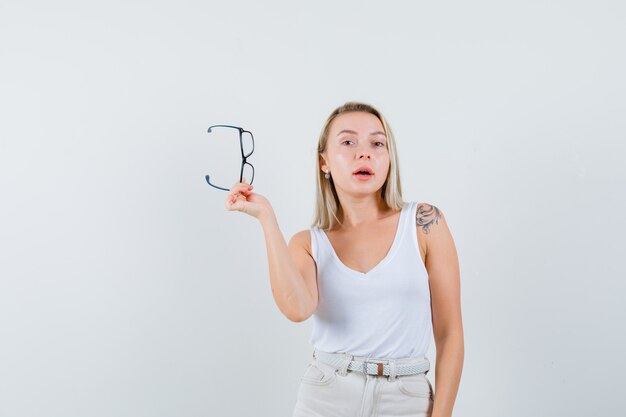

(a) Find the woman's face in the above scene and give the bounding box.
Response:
[321,111,390,197]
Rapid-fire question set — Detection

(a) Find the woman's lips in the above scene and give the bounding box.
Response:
[353,173,374,180]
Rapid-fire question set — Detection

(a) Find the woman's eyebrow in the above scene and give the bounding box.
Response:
[336,129,358,136]
[336,129,387,137]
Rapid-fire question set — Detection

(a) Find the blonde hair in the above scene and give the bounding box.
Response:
[311,101,405,230]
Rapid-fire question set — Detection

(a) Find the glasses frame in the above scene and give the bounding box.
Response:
[205,124,255,191]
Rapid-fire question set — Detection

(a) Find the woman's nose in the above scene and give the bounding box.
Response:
[355,144,371,159]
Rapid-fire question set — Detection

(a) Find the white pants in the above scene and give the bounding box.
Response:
[292,352,434,417]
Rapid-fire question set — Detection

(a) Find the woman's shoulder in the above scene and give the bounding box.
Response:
[412,201,444,235]
[289,229,314,256]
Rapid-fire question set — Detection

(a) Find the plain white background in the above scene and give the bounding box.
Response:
[1,1,625,416]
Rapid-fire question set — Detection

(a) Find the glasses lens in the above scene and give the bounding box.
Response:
[242,162,254,184]
[241,131,254,157]
[207,126,243,189]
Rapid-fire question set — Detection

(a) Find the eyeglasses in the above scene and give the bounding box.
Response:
[205,124,255,191]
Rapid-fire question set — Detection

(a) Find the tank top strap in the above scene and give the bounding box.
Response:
[309,227,322,264]
[402,201,417,235]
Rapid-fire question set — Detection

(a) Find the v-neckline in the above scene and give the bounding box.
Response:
[320,204,408,277]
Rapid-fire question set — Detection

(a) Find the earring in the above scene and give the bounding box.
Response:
[324,171,330,179]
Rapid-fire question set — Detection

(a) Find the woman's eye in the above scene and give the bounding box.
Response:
[375,142,385,147]
[342,140,354,145]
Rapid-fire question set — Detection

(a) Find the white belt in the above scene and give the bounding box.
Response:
[313,349,430,377]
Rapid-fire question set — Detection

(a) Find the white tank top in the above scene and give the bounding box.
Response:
[309,201,432,360]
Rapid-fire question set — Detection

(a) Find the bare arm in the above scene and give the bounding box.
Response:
[225,180,317,322]
[418,203,464,417]
[259,212,318,322]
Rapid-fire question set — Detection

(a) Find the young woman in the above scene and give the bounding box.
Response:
[225,102,464,417]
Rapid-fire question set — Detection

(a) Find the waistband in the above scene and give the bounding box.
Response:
[312,348,430,381]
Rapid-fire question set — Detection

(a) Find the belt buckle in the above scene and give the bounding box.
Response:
[362,359,385,376]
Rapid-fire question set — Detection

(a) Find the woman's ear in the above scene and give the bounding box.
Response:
[319,153,328,172]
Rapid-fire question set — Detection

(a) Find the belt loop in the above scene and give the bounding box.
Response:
[388,360,397,382]
[337,353,351,377]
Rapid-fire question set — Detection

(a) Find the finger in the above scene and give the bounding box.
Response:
[229,184,254,197]
[228,189,252,204]
[230,192,249,205]
[226,182,253,210]
[232,177,248,187]
[233,194,249,210]
[230,179,254,190]
[226,194,245,210]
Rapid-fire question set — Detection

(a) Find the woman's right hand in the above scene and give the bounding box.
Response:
[225,177,273,221]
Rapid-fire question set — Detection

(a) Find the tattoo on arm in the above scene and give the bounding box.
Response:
[415,203,441,234]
